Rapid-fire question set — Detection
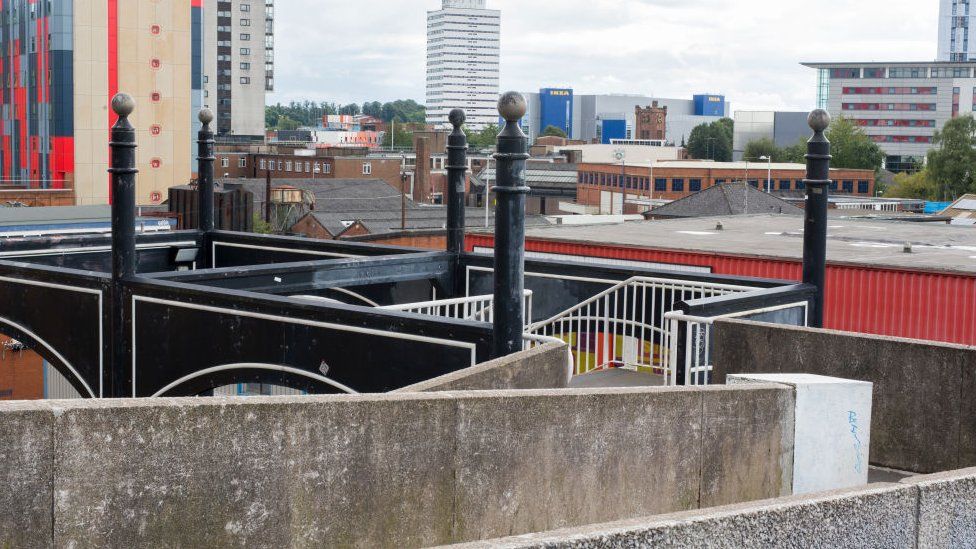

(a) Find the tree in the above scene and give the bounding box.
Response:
[338,103,361,116]
[887,169,940,200]
[276,116,300,131]
[541,125,568,138]
[742,138,778,162]
[467,124,500,149]
[927,114,976,199]
[825,116,885,172]
[383,122,415,149]
[687,118,733,161]
[779,138,808,164]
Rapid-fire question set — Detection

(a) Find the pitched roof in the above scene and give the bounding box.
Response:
[941,193,976,225]
[233,178,551,236]
[648,182,804,219]
[470,163,578,191]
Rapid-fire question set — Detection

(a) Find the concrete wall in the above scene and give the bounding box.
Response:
[453,467,976,548]
[2,384,792,548]
[394,342,570,392]
[711,319,976,474]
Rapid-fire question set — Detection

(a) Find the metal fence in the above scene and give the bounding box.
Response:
[381,290,533,326]
[523,276,757,378]
[664,301,810,386]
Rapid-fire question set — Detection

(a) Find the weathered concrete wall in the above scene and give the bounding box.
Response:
[452,468,976,548]
[4,385,792,548]
[711,318,976,474]
[395,342,570,393]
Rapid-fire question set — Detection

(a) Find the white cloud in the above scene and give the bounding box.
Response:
[269,0,939,113]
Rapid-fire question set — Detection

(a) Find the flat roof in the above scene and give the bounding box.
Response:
[519,214,976,275]
[582,160,874,173]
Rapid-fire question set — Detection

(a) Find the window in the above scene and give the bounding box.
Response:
[240,77,250,84]
[779,179,791,190]
[240,3,250,11]
[830,68,860,79]
[796,181,805,190]
[887,67,927,78]
[314,163,321,173]
[240,33,251,41]
[863,67,885,78]
[654,178,667,192]
[748,180,759,188]
[830,181,839,191]
[362,162,372,175]
[240,62,250,70]
[240,47,251,55]
[259,159,266,170]
[858,180,870,194]
[238,157,246,168]
[277,160,283,170]
[285,161,293,171]
[671,178,685,192]
[842,180,854,193]
[715,179,726,185]
[240,19,251,26]
[689,178,702,192]
[221,158,229,168]
[304,161,311,172]
[323,163,331,174]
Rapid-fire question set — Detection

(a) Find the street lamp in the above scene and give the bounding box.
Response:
[613,148,626,215]
[759,155,772,193]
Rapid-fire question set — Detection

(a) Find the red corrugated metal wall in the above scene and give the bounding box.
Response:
[467,235,976,347]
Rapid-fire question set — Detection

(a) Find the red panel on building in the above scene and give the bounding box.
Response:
[466,234,976,347]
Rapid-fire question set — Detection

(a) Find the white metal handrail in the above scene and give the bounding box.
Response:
[525,276,760,377]
[382,290,533,327]
[664,301,810,386]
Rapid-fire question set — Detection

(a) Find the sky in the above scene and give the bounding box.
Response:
[268,0,939,114]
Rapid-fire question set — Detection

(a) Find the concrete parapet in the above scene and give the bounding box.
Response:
[0,383,792,547]
[903,466,976,548]
[712,318,976,473]
[395,342,570,392]
[446,483,918,548]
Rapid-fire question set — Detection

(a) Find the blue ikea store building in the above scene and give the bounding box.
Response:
[539,88,574,137]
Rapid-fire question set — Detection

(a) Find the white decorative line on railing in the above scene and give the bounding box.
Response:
[524,276,758,379]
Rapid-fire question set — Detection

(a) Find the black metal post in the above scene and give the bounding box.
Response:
[197,109,216,268]
[446,108,468,257]
[109,93,137,397]
[802,109,832,328]
[492,92,530,358]
[265,169,272,224]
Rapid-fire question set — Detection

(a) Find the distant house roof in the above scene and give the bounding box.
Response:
[470,163,578,194]
[233,178,550,236]
[646,182,804,219]
[940,194,976,226]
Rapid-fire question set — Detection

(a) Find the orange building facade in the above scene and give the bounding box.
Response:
[577,161,877,204]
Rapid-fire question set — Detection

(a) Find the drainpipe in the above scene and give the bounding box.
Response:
[446,109,468,257]
[802,109,832,328]
[109,93,137,397]
[197,109,216,267]
[492,92,530,358]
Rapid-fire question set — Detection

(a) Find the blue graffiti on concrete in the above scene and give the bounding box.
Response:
[848,411,864,474]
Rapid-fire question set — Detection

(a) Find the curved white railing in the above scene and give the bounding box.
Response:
[525,276,758,377]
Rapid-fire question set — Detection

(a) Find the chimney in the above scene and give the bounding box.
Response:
[414,137,431,203]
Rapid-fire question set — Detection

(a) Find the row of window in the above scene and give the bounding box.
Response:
[854,119,935,127]
[868,135,932,144]
[842,87,937,95]
[842,103,937,111]
[581,173,872,194]
[830,67,974,79]
[252,158,335,174]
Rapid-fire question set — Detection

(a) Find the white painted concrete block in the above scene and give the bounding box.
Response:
[728,373,873,496]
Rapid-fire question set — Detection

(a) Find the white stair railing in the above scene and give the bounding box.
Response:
[381,290,533,327]
[525,276,758,377]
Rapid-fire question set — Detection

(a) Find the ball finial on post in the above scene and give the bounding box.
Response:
[111,93,135,118]
[198,108,215,128]
[448,108,466,130]
[497,91,527,123]
[808,109,831,134]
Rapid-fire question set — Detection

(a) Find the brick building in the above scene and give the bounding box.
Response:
[214,151,403,191]
[634,102,668,141]
[576,160,876,214]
